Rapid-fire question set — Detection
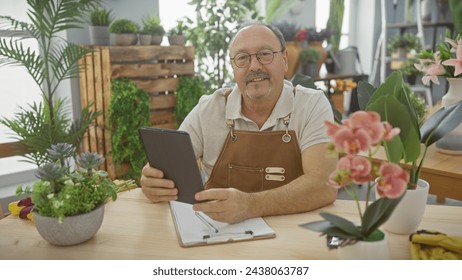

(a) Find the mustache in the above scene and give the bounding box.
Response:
[245,72,270,83]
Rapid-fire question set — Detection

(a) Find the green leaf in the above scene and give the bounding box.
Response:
[291,73,316,89]
[420,100,462,146]
[299,220,363,240]
[357,81,376,110]
[319,212,362,236]
[361,197,402,237]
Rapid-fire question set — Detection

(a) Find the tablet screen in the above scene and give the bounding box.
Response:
[139,127,204,204]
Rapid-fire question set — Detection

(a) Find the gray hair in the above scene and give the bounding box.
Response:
[228,20,286,53]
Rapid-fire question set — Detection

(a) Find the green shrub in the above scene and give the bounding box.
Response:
[109,18,139,33]
[387,32,421,53]
[299,47,320,64]
[142,15,165,35]
[174,76,206,127]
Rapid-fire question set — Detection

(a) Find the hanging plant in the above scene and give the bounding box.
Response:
[108,79,150,180]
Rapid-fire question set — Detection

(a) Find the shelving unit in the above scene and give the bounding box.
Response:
[371,0,454,105]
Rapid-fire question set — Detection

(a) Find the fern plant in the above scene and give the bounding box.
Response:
[108,79,150,181]
[0,0,100,166]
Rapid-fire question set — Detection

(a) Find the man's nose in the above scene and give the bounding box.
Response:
[248,54,262,70]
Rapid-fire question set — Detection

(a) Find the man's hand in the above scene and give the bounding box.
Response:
[192,188,254,224]
[140,163,178,203]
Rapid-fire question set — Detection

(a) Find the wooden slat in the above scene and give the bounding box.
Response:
[0,141,27,158]
[111,62,194,78]
[133,78,180,93]
[109,46,195,62]
[150,109,175,126]
[150,94,176,110]
[78,55,90,152]
[93,48,105,156]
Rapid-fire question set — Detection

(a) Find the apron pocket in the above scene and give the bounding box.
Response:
[228,164,264,192]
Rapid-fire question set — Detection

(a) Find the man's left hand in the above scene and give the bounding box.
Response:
[192,188,254,224]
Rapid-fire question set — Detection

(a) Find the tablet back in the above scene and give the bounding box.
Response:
[139,127,204,204]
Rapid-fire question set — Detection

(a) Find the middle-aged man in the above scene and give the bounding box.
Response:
[140,21,337,223]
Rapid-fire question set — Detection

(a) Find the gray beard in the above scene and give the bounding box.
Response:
[245,84,272,100]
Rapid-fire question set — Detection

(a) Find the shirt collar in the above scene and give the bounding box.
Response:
[225,80,295,129]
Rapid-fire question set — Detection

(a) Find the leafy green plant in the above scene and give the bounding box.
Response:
[108,79,150,180]
[358,71,462,188]
[109,18,139,34]
[186,0,262,90]
[168,19,188,36]
[0,0,99,166]
[299,47,320,64]
[326,0,345,53]
[173,76,207,127]
[88,6,113,26]
[142,15,165,35]
[265,0,299,23]
[387,32,421,53]
[17,143,118,222]
[400,57,421,77]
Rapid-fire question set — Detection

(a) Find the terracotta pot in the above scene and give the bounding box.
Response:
[285,41,301,80]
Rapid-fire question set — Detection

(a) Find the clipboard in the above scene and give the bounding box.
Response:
[169,201,276,247]
[139,127,204,204]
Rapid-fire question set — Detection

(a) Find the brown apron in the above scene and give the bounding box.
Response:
[204,115,304,192]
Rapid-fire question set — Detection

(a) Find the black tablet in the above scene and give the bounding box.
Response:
[139,127,204,204]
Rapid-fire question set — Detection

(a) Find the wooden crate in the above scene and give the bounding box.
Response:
[78,45,195,179]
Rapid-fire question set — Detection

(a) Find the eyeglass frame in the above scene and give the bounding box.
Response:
[230,48,286,68]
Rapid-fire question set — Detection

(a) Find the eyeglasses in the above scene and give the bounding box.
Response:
[230,48,285,68]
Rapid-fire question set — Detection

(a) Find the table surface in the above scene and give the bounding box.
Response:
[1,188,461,260]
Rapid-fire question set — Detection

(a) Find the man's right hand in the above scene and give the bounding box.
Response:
[140,163,178,203]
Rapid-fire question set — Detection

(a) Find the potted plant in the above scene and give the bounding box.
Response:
[299,47,320,77]
[301,110,406,259]
[88,5,113,45]
[0,0,98,167]
[387,32,421,58]
[141,15,165,45]
[357,71,462,234]
[168,19,188,46]
[16,143,119,246]
[273,21,302,79]
[109,18,140,46]
[400,57,422,85]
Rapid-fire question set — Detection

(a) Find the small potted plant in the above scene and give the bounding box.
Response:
[299,47,320,77]
[168,19,188,46]
[109,18,140,46]
[141,15,165,45]
[88,6,113,45]
[16,143,119,246]
[387,32,421,58]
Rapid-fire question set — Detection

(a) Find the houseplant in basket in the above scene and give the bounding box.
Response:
[301,110,407,259]
[357,71,462,234]
[16,143,118,246]
[109,18,140,46]
[87,5,113,45]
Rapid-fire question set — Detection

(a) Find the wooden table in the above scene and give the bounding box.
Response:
[1,188,461,260]
[371,144,462,203]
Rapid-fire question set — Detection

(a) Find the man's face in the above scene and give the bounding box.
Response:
[229,25,288,101]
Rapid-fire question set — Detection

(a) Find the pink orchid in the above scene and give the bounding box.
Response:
[332,126,372,154]
[376,162,408,199]
[382,122,400,141]
[442,44,462,76]
[324,120,342,138]
[444,37,462,53]
[419,52,446,85]
[328,155,372,187]
[347,111,384,145]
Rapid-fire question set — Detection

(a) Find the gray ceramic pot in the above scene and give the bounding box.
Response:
[33,204,105,246]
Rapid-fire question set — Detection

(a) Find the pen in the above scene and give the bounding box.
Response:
[195,211,219,233]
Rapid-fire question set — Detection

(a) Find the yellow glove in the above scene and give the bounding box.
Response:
[410,230,462,260]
